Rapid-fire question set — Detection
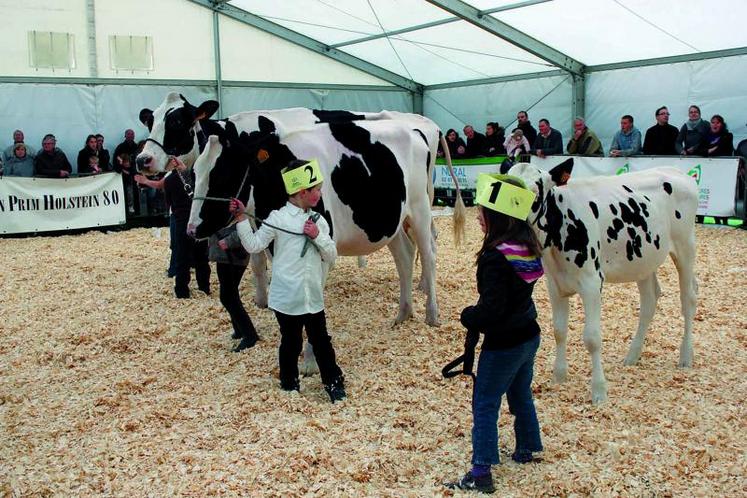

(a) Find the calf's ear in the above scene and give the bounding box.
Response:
[195,100,220,121]
[549,158,573,186]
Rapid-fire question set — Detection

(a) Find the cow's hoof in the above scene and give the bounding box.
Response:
[253,296,268,309]
[394,306,413,325]
[300,360,319,377]
[425,316,440,327]
[623,354,641,366]
[677,355,693,369]
[591,391,608,405]
[553,367,568,384]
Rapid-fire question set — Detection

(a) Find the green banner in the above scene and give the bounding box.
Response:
[435,156,507,166]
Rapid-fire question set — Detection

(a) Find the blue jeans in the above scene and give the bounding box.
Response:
[471,334,542,465]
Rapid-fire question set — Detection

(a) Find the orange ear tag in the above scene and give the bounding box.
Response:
[560,172,571,185]
[257,149,270,163]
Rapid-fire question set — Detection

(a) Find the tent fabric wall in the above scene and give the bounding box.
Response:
[0,83,411,174]
[423,74,573,140]
[221,87,411,115]
[586,55,747,153]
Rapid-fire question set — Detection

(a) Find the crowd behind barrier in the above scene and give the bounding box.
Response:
[0,128,166,219]
[2,103,745,226]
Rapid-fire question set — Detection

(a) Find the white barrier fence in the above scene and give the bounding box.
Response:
[0,173,126,234]
[433,155,740,217]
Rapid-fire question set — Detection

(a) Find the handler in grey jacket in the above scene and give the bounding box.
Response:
[209,225,260,352]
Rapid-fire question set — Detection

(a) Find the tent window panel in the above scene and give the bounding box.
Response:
[109,35,154,71]
[28,31,76,69]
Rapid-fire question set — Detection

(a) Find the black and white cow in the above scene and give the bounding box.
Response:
[507,159,698,404]
[136,93,465,326]
[190,117,456,327]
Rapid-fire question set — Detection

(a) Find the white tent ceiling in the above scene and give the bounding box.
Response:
[226,0,747,86]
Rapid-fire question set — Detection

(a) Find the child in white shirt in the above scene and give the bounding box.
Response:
[229,159,345,402]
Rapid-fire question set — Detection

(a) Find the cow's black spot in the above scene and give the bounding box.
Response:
[644,195,651,202]
[589,201,599,219]
[645,233,651,243]
[654,234,660,249]
[558,194,563,203]
[328,122,405,242]
[610,204,618,215]
[313,109,366,124]
[594,257,600,272]
[590,247,596,260]
[538,192,563,251]
[530,180,544,216]
[640,202,649,217]
[315,198,333,239]
[675,210,682,219]
[663,182,672,195]
[622,185,633,193]
[607,218,624,240]
[564,209,589,268]
[413,129,431,174]
[619,197,649,233]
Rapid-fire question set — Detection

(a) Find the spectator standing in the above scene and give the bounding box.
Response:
[3,130,34,164]
[114,129,139,168]
[483,122,506,156]
[609,115,642,157]
[209,225,260,352]
[566,117,603,156]
[533,119,564,158]
[504,129,531,159]
[34,134,72,178]
[677,105,710,156]
[115,152,138,215]
[4,143,35,177]
[702,115,733,157]
[95,134,111,171]
[77,135,103,175]
[516,111,538,146]
[643,106,680,155]
[463,125,488,158]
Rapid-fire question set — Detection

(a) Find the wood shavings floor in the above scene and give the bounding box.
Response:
[1,212,745,496]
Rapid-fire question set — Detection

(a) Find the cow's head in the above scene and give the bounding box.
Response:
[188,118,294,240]
[506,158,573,223]
[136,92,219,174]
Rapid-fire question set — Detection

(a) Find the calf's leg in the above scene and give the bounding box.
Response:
[250,251,269,308]
[624,273,661,366]
[579,284,607,404]
[387,230,415,324]
[671,242,698,368]
[547,279,570,383]
[409,209,439,326]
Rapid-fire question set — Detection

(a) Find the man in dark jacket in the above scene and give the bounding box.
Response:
[533,118,563,158]
[113,129,139,168]
[516,111,538,146]
[463,125,488,158]
[34,134,72,178]
[643,106,680,155]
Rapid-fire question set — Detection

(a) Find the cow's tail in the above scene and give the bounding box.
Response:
[439,133,466,246]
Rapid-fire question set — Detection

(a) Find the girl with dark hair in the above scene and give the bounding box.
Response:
[439,128,466,158]
[445,174,544,493]
[703,115,734,157]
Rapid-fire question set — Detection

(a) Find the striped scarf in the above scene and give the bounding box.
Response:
[497,242,544,283]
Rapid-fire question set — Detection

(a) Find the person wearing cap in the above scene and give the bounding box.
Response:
[445,174,544,493]
[229,159,346,403]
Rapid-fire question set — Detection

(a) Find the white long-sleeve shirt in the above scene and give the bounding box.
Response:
[235,202,337,315]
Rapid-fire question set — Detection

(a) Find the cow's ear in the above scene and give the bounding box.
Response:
[195,100,220,121]
[549,158,573,186]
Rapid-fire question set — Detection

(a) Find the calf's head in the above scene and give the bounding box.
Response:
[507,158,574,222]
[136,92,218,174]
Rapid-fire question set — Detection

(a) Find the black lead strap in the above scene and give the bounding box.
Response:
[442,329,480,382]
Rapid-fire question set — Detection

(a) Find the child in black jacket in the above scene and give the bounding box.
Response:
[446,174,544,494]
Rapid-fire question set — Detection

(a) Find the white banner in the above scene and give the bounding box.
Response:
[0,173,126,234]
[434,156,740,217]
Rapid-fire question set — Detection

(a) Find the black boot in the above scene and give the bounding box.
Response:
[324,376,346,403]
[232,335,258,352]
[444,471,495,494]
[280,377,300,392]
